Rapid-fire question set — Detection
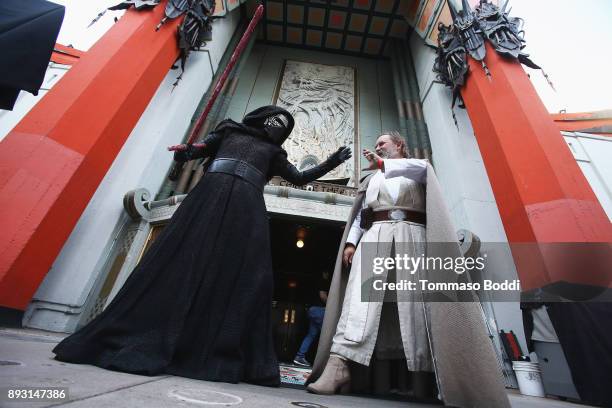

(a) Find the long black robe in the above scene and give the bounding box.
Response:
[53,120,338,386]
[547,302,612,406]
[0,0,65,110]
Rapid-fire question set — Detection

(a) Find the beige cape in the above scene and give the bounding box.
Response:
[308,163,510,408]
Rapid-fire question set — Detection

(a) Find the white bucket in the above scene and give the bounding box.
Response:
[512,361,545,397]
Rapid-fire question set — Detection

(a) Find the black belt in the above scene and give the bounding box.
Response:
[207,158,266,191]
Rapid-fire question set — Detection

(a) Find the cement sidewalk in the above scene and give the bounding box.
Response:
[0,328,589,408]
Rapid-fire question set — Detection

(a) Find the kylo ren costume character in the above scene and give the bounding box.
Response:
[53,105,351,386]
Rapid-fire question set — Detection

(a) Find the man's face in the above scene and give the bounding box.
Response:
[375,135,401,159]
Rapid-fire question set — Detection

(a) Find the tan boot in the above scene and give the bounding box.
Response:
[306,355,351,395]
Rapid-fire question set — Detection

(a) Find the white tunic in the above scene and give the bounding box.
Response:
[347,158,428,245]
[331,158,433,370]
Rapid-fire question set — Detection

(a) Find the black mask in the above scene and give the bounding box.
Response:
[242,105,295,145]
[263,113,290,144]
[264,113,289,128]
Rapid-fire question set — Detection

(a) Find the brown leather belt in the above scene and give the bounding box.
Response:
[373,209,426,225]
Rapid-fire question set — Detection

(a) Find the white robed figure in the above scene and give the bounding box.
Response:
[307,132,510,408]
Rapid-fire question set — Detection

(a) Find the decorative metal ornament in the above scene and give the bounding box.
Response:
[172,0,216,86]
[108,0,161,11]
[433,22,468,108]
[475,0,523,59]
[156,0,190,30]
[434,0,555,125]
[104,0,216,88]
[449,0,486,61]
[475,0,555,89]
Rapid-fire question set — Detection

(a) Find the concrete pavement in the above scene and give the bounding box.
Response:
[0,328,590,408]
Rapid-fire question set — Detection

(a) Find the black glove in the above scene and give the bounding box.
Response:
[173,144,202,163]
[275,146,352,186]
[326,146,352,167]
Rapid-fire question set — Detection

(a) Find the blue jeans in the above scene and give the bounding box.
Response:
[296,306,325,358]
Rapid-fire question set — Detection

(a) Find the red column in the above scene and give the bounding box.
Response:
[0,4,181,310]
[461,43,612,292]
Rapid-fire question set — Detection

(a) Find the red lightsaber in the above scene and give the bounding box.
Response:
[168,4,264,153]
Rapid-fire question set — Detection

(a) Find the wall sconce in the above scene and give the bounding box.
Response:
[296,226,306,249]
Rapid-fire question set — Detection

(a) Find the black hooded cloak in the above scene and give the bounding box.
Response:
[0,0,65,110]
[53,106,348,386]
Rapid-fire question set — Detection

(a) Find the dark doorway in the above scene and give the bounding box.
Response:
[269,215,344,366]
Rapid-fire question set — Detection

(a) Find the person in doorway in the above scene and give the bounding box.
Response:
[53,106,351,387]
[293,272,330,367]
[306,132,510,407]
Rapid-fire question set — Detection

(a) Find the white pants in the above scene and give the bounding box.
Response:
[331,220,433,371]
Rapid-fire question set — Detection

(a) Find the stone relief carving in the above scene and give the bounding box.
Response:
[275,60,356,184]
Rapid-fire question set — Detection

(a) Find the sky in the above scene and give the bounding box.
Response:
[509,0,612,113]
[49,0,612,114]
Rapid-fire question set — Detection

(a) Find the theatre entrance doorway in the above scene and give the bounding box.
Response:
[268,214,344,385]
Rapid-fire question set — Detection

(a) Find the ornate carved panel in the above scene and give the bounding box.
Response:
[274,60,357,184]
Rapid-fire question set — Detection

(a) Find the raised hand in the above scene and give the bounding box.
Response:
[327,146,352,167]
[171,143,206,163]
[362,148,382,170]
[172,144,195,163]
